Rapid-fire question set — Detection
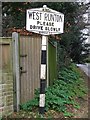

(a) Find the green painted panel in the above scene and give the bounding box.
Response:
[48,42,57,86]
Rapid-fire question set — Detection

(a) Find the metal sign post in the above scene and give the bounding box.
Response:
[26,5,64,115]
[39,35,47,114]
[39,6,47,114]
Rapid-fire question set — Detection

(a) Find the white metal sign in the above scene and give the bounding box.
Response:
[26,6,64,35]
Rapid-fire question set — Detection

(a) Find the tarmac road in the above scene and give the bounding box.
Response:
[76,63,90,77]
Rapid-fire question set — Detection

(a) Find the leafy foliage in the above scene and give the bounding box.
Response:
[84,57,90,63]
[20,64,87,117]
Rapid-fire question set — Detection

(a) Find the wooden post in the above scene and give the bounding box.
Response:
[12,32,20,111]
[0,2,2,37]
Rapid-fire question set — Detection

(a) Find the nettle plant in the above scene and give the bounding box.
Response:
[20,64,87,117]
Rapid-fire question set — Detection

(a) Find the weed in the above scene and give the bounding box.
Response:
[20,63,87,117]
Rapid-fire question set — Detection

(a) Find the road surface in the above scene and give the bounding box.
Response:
[76,63,90,77]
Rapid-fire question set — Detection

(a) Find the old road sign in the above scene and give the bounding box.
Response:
[26,5,64,35]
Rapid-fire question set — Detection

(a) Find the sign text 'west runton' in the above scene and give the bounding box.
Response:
[26,5,64,35]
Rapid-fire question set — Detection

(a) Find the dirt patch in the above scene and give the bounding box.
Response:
[73,69,89,118]
[73,95,88,118]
